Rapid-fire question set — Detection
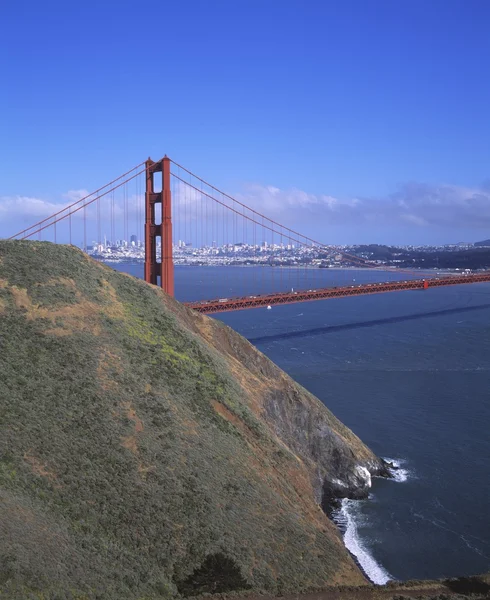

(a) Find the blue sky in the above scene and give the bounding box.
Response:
[2,0,490,245]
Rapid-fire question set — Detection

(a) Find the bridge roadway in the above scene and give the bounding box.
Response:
[185,272,490,314]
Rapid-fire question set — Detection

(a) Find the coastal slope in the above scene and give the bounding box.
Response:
[1,241,385,599]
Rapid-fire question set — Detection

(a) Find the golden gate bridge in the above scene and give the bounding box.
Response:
[9,156,490,313]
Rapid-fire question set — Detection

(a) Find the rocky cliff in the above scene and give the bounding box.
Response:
[0,241,387,600]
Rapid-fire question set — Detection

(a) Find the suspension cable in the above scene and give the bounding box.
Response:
[9,160,147,240]
[19,167,146,240]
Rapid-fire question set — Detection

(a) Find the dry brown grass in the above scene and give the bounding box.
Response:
[9,282,102,335]
[118,402,156,476]
[122,401,144,434]
[212,400,253,435]
[5,277,129,338]
[120,401,144,455]
[23,452,60,488]
[226,358,270,416]
[96,349,123,391]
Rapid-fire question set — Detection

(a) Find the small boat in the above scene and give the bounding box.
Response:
[267,305,272,310]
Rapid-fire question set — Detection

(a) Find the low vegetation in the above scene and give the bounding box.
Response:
[1,241,368,599]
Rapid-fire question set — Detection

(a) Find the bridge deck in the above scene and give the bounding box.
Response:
[185,272,490,314]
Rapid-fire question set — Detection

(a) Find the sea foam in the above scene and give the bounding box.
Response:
[333,499,392,585]
[383,457,412,483]
[333,459,413,584]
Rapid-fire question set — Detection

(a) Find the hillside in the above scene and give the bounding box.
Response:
[0,241,388,599]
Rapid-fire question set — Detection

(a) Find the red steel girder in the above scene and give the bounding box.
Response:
[184,272,490,314]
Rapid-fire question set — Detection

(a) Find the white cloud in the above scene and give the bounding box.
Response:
[0,191,146,225]
[2,179,490,241]
[0,195,68,220]
[62,189,91,203]
[401,213,428,227]
[234,181,490,231]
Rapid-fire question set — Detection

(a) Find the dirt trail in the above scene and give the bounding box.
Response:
[209,574,490,600]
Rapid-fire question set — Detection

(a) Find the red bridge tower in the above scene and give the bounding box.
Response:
[144,156,174,296]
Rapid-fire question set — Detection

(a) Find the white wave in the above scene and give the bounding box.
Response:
[334,499,392,585]
[355,465,372,488]
[383,457,411,483]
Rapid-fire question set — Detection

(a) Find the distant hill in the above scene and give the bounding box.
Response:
[474,239,490,247]
[0,241,387,599]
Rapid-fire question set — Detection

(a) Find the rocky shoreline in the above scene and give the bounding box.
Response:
[321,459,395,517]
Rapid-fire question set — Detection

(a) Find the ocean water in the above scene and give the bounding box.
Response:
[112,264,490,584]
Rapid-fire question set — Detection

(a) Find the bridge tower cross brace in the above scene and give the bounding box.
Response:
[144,156,174,296]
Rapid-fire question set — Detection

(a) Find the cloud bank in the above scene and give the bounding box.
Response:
[236,182,490,231]
[2,180,490,243]
[0,190,144,238]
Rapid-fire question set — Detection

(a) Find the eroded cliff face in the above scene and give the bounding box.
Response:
[0,241,386,599]
[170,301,388,512]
